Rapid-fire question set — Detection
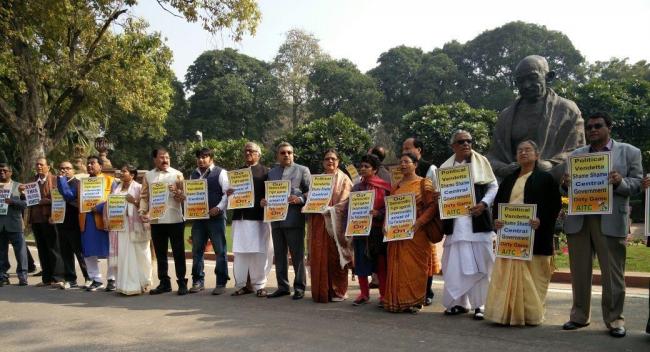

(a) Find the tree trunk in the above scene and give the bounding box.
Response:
[292,102,299,129]
[15,129,48,182]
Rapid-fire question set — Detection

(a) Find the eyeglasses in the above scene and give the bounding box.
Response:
[517,148,535,154]
[279,151,293,155]
[455,139,473,145]
[323,157,338,161]
[59,167,72,170]
[399,160,414,165]
[244,149,259,154]
[0,169,10,173]
[585,123,605,131]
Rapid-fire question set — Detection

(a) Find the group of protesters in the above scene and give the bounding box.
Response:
[1,109,648,337]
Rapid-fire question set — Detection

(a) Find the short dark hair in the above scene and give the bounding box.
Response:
[195,147,214,159]
[323,148,339,159]
[410,137,424,152]
[87,155,102,166]
[152,147,169,159]
[0,163,12,172]
[369,146,386,162]
[121,164,138,177]
[401,152,418,164]
[360,154,380,170]
[587,111,612,128]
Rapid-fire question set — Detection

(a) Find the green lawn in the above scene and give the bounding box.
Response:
[554,243,650,272]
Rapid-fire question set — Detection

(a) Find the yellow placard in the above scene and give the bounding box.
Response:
[264,180,290,222]
[80,177,105,213]
[383,193,416,242]
[389,166,403,187]
[345,190,375,237]
[184,179,209,220]
[107,195,127,231]
[227,168,254,209]
[302,174,335,213]
[568,152,612,215]
[436,165,475,219]
[149,182,169,220]
[496,204,536,260]
[50,188,66,224]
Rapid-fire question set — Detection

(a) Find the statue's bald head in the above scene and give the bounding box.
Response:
[515,55,550,78]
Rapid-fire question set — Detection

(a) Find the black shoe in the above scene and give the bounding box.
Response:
[444,305,469,315]
[424,297,433,306]
[86,280,104,292]
[0,278,8,287]
[474,308,485,320]
[609,327,626,338]
[105,279,116,292]
[28,267,37,274]
[645,319,649,334]
[562,321,590,330]
[150,282,172,295]
[18,279,28,286]
[267,290,290,298]
[177,279,188,296]
[32,270,43,277]
[292,291,304,300]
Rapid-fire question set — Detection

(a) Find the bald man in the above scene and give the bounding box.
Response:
[487,55,585,182]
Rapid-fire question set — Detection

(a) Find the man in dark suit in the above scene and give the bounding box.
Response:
[262,142,311,300]
[0,163,28,286]
[561,112,643,338]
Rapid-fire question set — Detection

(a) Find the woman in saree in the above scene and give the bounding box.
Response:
[485,140,561,325]
[100,165,152,295]
[384,152,439,313]
[308,149,353,303]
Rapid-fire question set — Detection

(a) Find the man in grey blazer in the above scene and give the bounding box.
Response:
[262,142,311,300]
[561,112,643,338]
[0,163,28,286]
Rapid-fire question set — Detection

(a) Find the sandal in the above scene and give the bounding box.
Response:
[231,287,254,296]
[444,305,469,315]
[256,288,268,297]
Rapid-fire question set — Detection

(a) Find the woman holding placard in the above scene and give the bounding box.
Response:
[384,152,438,313]
[350,154,391,306]
[98,165,152,295]
[485,140,562,325]
[308,149,353,303]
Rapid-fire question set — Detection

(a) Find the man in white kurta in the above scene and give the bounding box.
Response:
[229,142,273,296]
[441,130,498,319]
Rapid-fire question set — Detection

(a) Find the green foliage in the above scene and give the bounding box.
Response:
[185,49,283,142]
[308,59,383,127]
[178,138,266,176]
[400,102,497,166]
[277,113,372,173]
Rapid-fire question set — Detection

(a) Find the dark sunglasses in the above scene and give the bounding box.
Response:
[455,139,473,145]
[585,123,605,131]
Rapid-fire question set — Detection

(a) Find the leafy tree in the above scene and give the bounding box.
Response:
[178,138,266,176]
[400,102,497,167]
[411,52,462,108]
[185,48,283,142]
[0,0,261,179]
[585,58,650,81]
[307,59,383,127]
[277,113,372,173]
[272,29,328,128]
[441,21,585,110]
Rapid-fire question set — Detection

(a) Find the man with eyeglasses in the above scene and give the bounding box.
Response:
[55,161,90,289]
[560,112,642,338]
[440,130,498,320]
[228,142,273,297]
[487,55,585,182]
[0,163,28,286]
[262,142,311,300]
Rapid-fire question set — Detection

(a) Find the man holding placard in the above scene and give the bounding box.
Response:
[185,147,230,295]
[228,142,273,297]
[0,163,28,286]
[140,148,187,295]
[262,142,311,300]
[59,156,114,291]
[439,130,498,320]
[27,157,64,287]
[55,161,90,289]
[561,112,643,338]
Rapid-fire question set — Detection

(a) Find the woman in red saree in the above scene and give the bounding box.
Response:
[308,149,353,303]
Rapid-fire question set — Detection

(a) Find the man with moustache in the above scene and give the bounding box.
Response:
[139,148,188,295]
[186,147,230,295]
[27,157,64,287]
[560,112,642,338]
[59,156,114,291]
[55,161,90,289]
[0,163,28,286]
[262,142,311,300]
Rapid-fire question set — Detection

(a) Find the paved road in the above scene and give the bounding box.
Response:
[1,249,648,351]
